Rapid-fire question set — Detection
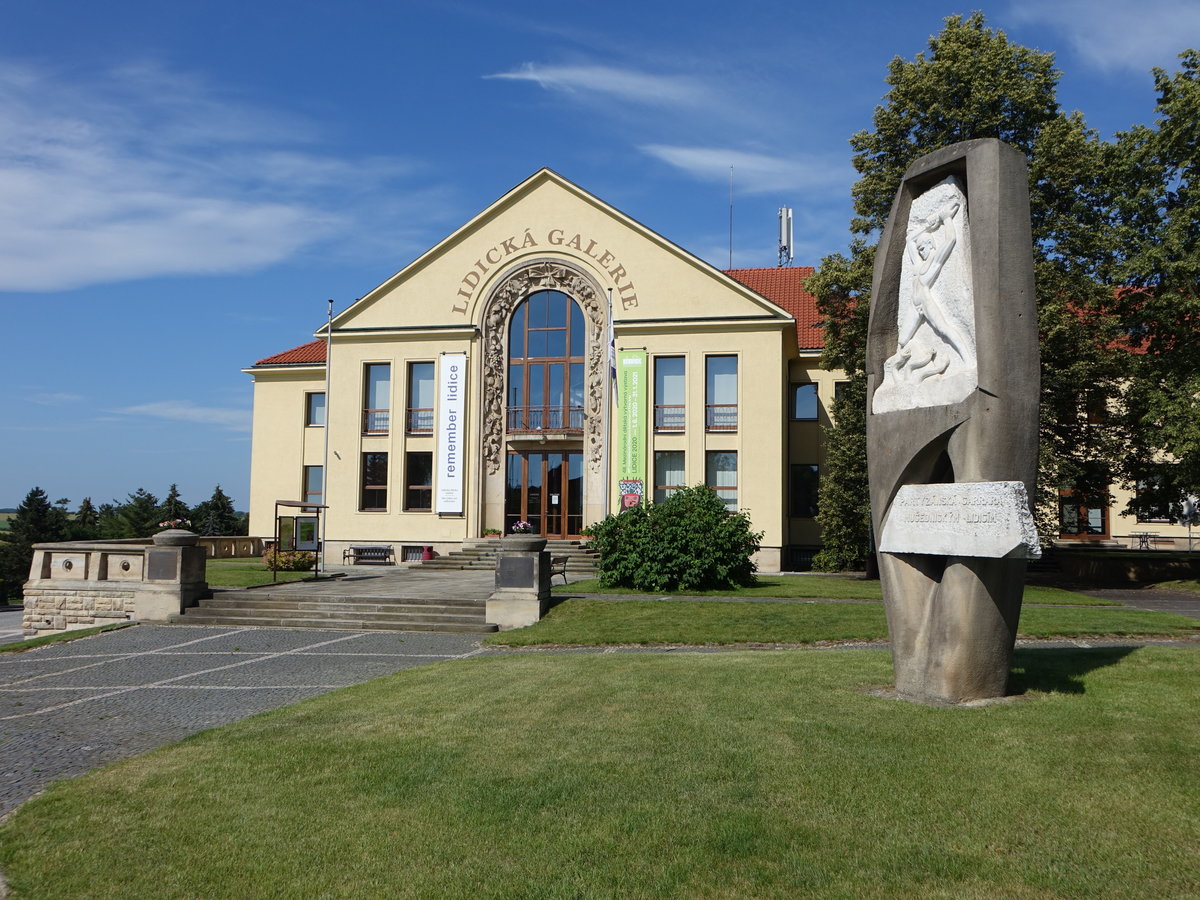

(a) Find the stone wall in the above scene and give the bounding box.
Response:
[20,530,209,636]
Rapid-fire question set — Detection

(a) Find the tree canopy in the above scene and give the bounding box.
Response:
[809,13,1195,567]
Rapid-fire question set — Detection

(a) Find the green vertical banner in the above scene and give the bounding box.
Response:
[617,349,647,508]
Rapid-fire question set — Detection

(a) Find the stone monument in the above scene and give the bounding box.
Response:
[866,139,1040,704]
[486,536,552,629]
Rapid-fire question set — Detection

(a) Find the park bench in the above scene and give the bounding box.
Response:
[549,555,569,585]
[342,545,395,565]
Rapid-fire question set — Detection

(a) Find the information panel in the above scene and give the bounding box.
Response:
[435,353,467,514]
[617,350,647,504]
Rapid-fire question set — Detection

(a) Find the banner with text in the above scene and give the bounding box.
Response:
[435,354,467,514]
[617,350,647,506]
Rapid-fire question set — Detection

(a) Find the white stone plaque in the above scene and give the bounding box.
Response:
[879,481,1040,559]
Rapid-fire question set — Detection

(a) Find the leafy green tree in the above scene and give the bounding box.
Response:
[192,485,241,536]
[808,12,1126,566]
[158,484,191,529]
[0,487,69,601]
[102,488,161,539]
[69,497,101,541]
[587,485,761,592]
[1109,50,1200,517]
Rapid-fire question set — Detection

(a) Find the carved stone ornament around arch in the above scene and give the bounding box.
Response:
[481,259,608,475]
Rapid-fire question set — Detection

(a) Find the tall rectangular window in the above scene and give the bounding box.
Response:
[407,362,435,433]
[790,464,819,518]
[706,451,738,511]
[790,383,818,420]
[705,356,738,432]
[305,392,326,427]
[1058,491,1107,537]
[303,465,324,508]
[405,452,433,511]
[363,363,391,434]
[654,357,685,432]
[654,451,685,503]
[360,453,388,510]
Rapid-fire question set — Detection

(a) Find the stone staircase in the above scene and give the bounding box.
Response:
[419,539,599,575]
[171,591,498,633]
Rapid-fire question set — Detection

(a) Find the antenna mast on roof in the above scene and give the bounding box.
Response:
[778,206,793,267]
[728,167,734,269]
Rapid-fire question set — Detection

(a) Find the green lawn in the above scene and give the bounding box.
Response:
[556,577,1118,606]
[204,558,317,588]
[2,647,1197,898]
[485,598,1200,647]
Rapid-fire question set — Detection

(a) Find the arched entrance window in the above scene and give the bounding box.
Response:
[504,289,585,537]
[506,290,585,432]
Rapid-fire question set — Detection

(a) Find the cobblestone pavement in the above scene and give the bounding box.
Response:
[0,624,490,817]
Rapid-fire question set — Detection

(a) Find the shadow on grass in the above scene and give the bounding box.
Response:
[1009,645,1139,695]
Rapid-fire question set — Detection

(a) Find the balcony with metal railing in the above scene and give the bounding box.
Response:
[362,409,390,434]
[506,405,585,433]
[705,404,738,432]
[406,408,434,434]
[654,405,685,432]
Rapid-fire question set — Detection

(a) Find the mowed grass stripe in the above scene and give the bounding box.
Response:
[486,598,1200,646]
[1,648,1197,898]
[556,577,1120,606]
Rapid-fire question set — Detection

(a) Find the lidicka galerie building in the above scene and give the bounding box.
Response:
[245,169,845,571]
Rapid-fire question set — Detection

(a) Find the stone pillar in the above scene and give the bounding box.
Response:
[133,530,210,623]
[865,139,1040,704]
[486,537,552,629]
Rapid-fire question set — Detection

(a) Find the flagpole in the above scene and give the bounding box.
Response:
[320,299,333,574]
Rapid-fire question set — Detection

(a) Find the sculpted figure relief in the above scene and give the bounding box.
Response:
[874,177,977,414]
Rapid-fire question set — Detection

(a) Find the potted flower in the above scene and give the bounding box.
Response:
[510,521,534,534]
[504,520,545,552]
[483,528,502,539]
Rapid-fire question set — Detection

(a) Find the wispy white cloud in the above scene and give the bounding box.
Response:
[26,391,84,405]
[0,60,430,292]
[640,145,851,195]
[114,400,251,432]
[485,63,711,108]
[1008,1,1200,73]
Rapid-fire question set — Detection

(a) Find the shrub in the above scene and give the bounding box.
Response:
[587,485,762,592]
[262,549,317,572]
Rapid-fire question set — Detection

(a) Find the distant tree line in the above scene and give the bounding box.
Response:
[0,484,247,602]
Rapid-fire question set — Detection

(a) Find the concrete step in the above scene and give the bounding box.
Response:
[192,603,488,626]
[205,591,482,610]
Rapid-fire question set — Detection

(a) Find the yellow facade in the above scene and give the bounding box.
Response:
[246,169,819,570]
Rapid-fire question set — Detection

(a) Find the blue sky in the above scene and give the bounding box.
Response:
[2,0,1196,510]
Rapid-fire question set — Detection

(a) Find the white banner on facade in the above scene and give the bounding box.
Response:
[435,354,467,514]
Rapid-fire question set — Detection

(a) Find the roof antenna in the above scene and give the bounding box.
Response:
[728,166,734,269]
[778,206,793,267]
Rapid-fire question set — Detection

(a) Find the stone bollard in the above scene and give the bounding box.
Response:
[486,536,551,629]
[134,529,210,622]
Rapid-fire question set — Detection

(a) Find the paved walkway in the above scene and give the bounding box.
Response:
[1074,586,1200,620]
[0,624,489,817]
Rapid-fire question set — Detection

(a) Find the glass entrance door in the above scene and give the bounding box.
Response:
[505,451,583,538]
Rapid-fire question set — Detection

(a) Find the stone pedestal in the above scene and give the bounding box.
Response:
[133,530,209,623]
[486,537,551,630]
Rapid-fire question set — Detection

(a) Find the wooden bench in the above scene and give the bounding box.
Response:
[549,555,569,585]
[342,545,395,565]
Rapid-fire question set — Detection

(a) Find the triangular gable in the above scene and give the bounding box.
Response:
[326,168,794,333]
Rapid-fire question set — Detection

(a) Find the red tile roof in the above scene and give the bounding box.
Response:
[254,339,327,366]
[725,266,822,350]
[253,267,823,365]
